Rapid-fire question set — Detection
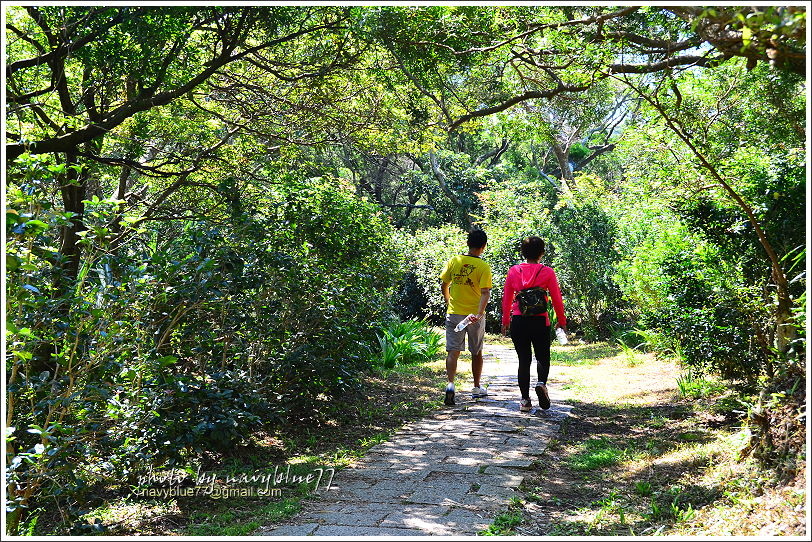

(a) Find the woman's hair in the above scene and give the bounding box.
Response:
[520,236,545,260]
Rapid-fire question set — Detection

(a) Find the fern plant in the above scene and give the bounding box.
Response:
[375,319,442,368]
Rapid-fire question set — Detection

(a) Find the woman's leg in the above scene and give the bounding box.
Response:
[529,320,551,384]
[510,315,532,399]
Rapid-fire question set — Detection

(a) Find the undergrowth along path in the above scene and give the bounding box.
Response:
[258,344,571,536]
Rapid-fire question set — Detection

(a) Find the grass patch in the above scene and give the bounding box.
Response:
[567,437,628,471]
[634,481,653,496]
[675,371,727,399]
[551,343,621,366]
[183,498,302,536]
[375,319,443,368]
[479,498,524,535]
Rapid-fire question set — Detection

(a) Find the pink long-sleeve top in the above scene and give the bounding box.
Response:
[502,263,567,328]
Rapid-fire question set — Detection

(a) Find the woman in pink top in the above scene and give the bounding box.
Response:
[501,236,567,412]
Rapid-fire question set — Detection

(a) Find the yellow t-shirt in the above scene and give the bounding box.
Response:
[440,255,493,315]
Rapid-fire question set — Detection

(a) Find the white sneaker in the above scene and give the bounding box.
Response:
[471,386,488,398]
[444,383,455,406]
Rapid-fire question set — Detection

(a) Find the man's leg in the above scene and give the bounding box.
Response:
[444,350,461,405]
[468,317,486,393]
[445,314,468,385]
[471,351,483,389]
[446,350,462,383]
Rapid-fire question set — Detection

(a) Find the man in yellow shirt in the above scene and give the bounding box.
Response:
[440,229,492,405]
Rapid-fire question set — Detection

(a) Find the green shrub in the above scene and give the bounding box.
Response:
[375,319,443,368]
[675,371,727,399]
[392,225,467,323]
[107,368,276,465]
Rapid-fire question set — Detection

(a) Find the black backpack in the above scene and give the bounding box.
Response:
[515,266,548,316]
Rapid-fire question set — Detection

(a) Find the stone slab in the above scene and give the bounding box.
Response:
[298,505,391,527]
[426,463,482,474]
[402,487,469,506]
[259,522,319,536]
[313,525,427,536]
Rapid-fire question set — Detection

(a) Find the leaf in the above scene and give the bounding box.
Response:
[741,26,752,47]
[23,219,49,233]
[15,327,35,339]
[158,355,179,367]
[23,284,41,294]
[6,208,21,223]
[6,255,21,272]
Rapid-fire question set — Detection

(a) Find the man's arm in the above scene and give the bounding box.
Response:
[441,281,451,307]
[472,288,491,321]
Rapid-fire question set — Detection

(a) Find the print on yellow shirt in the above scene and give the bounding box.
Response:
[440,255,493,315]
[453,263,476,287]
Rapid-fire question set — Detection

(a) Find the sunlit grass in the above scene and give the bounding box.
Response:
[552,342,622,366]
[567,437,631,471]
[81,500,182,535]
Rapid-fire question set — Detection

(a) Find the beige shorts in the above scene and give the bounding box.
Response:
[445,314,485,354]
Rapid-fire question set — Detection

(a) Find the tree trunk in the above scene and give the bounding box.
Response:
[551,141,573,181]
[58,152,87,284]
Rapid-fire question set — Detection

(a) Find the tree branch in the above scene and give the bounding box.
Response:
[378,203,434,210]
[449,82,591,131]
[574,143,615,171]
[451,52,716,131]
[399,6,641,56]
[602,31,702,53]
[474,138,509,167]
[6,9,132,78]
[6,23,47,54]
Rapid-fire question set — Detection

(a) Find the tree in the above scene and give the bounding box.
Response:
[5,6,351,282]
[611,60,805,359]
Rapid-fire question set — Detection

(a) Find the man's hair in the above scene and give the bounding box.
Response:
[467,229,487,249]
[520,236,545,260]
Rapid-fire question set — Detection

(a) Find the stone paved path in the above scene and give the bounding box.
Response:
[258,344,572,536]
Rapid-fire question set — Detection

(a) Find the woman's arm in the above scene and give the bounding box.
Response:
[547,268,567,328]
[501,267,516,329]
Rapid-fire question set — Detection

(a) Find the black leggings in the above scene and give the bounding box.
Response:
[510,315,551,400]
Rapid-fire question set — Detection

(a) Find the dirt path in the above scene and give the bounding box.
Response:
[258,344,572,536]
